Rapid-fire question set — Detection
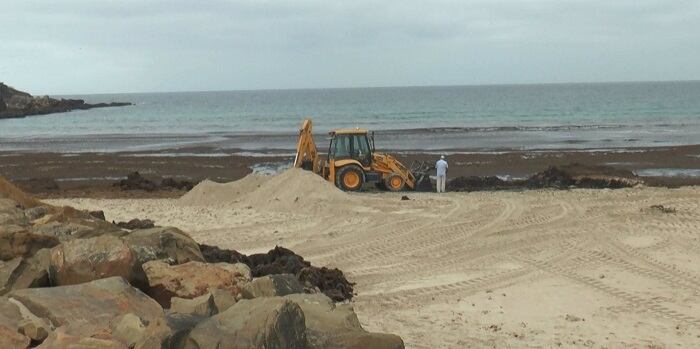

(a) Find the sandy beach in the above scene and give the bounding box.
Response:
[47,169,700,348]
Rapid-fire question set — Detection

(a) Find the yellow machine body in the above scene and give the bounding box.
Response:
[293,118,421,192]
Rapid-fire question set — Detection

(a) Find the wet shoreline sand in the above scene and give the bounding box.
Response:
[1,144,699,198]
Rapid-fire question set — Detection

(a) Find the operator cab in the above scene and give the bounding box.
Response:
[328,129,374,167]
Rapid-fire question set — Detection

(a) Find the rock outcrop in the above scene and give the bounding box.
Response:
[0,176,406,349]
[183,297,308,349]
[287,293,405,349]
[9,277,170,347]
[49,235,135,286]
[0,250,51,295]
[0,297,31,348]
[143,260,251,308]
[0,230,59,261]
[0,83,131,119]
[242,274,304,299]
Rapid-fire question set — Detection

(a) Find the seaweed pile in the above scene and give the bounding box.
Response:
[199,244,355,301]
[448,163,641,192]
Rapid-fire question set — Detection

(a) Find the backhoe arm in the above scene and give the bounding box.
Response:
[293,118,318,172]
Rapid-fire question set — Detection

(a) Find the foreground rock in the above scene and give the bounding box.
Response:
[0,83,131,119]
[49,235,135,286]
[0,230,59,261]
[115,218,155,230]
[123,227,205,289]
[242,274,304,299]
[143,260,251,308]
[0,298,30,348]
[0,178,406,348]
[287,293,404,349]
[9,277,169,347]
[0,199,28,226]
[30,206,124,242]
[0,250,51,295]
[170,293,219,317]
[38,328,128,349]
[48,227,205,289]
[184,297,307,349]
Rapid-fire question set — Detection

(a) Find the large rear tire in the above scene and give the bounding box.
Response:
[384,173,405,192]
[336,165,365,192]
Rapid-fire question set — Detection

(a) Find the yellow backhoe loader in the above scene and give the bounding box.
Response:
[293,118,430,192]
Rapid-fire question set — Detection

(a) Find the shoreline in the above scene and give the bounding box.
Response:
[1,144,698,198]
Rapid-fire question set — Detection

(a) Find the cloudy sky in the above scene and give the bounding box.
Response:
[1,0,699,94]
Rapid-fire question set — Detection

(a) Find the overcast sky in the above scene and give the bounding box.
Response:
[1,0,699,94]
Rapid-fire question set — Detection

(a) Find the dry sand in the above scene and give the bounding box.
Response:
[48,169,700,348]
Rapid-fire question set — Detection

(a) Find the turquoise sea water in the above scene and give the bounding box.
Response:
[1,81,699,153]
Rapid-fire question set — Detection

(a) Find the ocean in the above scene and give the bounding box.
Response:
[1,81,699,154]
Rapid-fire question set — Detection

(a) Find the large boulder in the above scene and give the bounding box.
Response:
[285,293,404,349]
[49,235,135,286]
[9,277,168,345]
[0,198,28,226]
[37,328,128,349]
[0,230,59,261]
[242,274,304,299]
[209,288,239,313]
[40,227,205,290]
[142,260,251,308]
[11,298,52,343]
[110,312,172,349]
[183,297,307,349]
[0,224,25,235]
[0,249,51,295]
[123,227,204,267]
[0,258,23,294]
[31,214,124,242]
[0,297,30,349]
[164,313,210,348]
[23,206,49,221]
[169,293,218,317]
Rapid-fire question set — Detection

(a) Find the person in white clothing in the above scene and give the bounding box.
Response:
[435,155,448,193]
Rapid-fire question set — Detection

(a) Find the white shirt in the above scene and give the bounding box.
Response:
[436,159,448,177]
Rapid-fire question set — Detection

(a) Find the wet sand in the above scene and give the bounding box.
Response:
[1,144,699,198]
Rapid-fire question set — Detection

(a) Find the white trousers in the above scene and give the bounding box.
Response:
[436,175,446,193]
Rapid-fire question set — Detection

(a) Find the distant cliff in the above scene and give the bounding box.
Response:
[0,83,131,119]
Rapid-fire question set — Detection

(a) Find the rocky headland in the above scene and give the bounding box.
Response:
[0,83,131,119]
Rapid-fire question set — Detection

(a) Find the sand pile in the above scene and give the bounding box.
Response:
[237,168,357,213]
[180,168,358,213]
[179,174,271,206]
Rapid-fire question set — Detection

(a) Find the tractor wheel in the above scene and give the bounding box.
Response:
[384,173,405,192]
[336,165,365,192]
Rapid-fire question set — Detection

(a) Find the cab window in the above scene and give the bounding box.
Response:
[352,135,370,158]
[330,135,352,158]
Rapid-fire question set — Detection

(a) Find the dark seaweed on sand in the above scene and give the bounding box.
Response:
[199,244,355,302]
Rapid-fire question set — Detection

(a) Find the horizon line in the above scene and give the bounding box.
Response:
[45,78,700,96]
